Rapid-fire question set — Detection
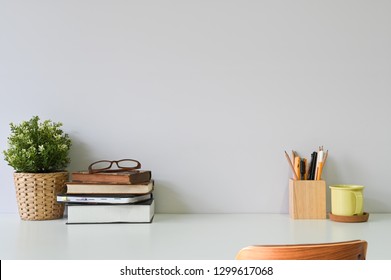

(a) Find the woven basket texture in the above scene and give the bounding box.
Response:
[13,172,68,220]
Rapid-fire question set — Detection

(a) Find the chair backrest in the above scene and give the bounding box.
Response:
[236,240,367,260]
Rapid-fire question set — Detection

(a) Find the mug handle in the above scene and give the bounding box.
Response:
[353,191,363,215]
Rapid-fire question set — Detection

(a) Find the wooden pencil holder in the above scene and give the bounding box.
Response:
[289,179,326,219]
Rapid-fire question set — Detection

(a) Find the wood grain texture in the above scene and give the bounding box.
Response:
[236,240,367,260]
[289,179,326,219]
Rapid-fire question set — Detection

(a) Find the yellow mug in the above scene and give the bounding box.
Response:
[329,185,364,216]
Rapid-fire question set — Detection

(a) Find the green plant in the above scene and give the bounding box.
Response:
[3,116,71,173]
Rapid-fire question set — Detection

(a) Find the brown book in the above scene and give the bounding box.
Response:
[66,180,154,194]
[71,170,152,184]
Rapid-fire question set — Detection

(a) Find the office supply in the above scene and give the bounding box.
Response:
[284,151,298,180]
[235,240,367,260]
[66,198,155,224]
[291,150,297,165]
[300,158,306,180]
[314,146,324,180]
[57,193,152,204]
[289,179,326,219]
[294,156,301,180]
[66,180,154,194]
[292,150,296,165]
[307,151,318,180]
[316,149,328,179]
[323,149,329,166]
[316,162,324,180]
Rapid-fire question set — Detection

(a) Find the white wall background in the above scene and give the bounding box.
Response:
[1,0,390,214]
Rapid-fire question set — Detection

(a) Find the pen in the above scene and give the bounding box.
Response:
[308,151,317,180]
[315,146,324,180]
[317,150,328,180]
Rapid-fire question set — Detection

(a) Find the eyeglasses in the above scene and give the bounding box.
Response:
[88,159,141,174]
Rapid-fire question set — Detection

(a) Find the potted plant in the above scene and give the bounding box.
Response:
[3,116,72,220]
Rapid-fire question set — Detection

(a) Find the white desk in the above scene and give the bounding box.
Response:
[0,213,390,260]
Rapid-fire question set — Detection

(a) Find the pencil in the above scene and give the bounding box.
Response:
[291,150,296,166]
[323,150,329,165]
[285,151,298,180]
[294,156,301,180]
[317,150,328,180]
[316,162,323,180]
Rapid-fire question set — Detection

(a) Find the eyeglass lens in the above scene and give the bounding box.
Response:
[91,160,140,169]
[91,161,113,170]
[116,160,140,168]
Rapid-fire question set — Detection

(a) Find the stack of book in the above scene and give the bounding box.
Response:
[57,170,154,224]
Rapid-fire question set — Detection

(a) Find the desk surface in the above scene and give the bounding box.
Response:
[0,213,390,260]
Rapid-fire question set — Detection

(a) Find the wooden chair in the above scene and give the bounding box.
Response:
[236,240,367,260]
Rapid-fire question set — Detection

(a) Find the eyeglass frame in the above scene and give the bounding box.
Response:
[88,159,142,174]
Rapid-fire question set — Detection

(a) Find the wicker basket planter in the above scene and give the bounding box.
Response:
[13,172,68,221]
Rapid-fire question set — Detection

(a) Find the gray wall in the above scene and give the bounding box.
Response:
[1,0,390,214]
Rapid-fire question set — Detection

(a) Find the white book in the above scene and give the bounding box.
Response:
[66,199,155,224]
[57,193,152,204]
